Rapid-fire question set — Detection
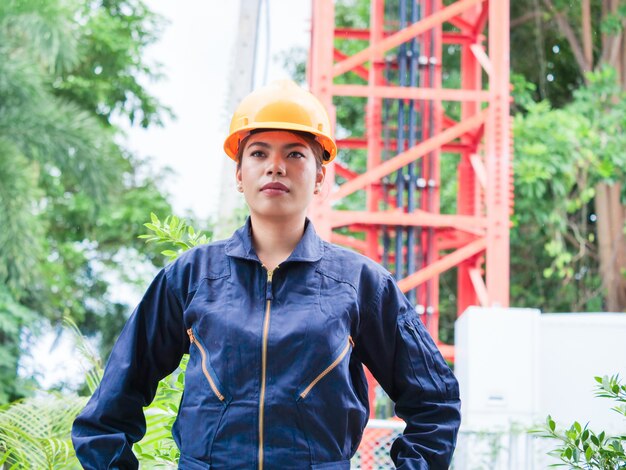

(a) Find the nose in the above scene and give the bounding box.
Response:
[265,152,285,176]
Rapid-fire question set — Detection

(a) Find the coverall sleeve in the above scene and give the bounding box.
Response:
[71,267,188,470]
[355,273,461,470]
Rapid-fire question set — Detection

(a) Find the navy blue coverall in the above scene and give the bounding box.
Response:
[72,218,461,469]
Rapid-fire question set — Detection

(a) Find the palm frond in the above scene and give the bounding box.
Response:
[0,94,122,206]
[63,316,103,394]
[0,22,121,211]
[0,0,79,74]
[0,396,86,468]
[0,142,45,295]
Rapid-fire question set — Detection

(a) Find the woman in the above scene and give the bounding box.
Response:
[72,80,461,469]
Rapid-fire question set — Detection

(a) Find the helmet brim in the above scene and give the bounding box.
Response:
[224,122,337,164]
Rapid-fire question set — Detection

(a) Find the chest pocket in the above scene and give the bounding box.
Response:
[294,334,367,464]
[187,327,229,403]
[297,336,354,400]
[174,325,230,463]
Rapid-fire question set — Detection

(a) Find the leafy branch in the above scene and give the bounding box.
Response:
[139,212,210,260]
[132,213,200,465]
[533,375,626,469]
[594,375,626,418]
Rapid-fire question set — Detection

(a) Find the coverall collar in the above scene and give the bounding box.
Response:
[225,216,323,263]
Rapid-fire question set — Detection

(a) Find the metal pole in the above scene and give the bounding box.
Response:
[426,0,436,332]
[394,0,408,281]
[406,0,420,305]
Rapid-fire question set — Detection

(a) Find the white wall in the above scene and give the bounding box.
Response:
[539,313,626,434]
[454,308,626,469]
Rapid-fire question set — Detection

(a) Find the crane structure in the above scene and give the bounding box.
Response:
[308,0,512,363]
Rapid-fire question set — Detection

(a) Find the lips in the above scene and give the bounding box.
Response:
[260,182,289,192]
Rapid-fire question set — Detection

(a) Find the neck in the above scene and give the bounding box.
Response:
[249,213,306,270]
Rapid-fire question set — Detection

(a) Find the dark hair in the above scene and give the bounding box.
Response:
[235,130,324,171]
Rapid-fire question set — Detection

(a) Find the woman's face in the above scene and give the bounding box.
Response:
[236,130,325,221]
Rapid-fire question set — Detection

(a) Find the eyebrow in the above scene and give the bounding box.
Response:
[247,141,308,151]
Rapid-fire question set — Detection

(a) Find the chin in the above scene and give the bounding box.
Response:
[250,204,306,220]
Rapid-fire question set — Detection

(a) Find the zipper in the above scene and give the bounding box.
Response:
[258,266,276,470]
[187,328,225,402]
[299,336,354,400]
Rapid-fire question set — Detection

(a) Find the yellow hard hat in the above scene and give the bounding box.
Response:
[223,80,337,164]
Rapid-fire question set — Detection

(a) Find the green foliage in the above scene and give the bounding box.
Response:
[0,396,87,469]
[511,73,538,112]
[568,67,626,184]
[0,303,189,468]
[0,0,175,403]
[131,214,209,465]
[0,0,79,74]
[512,67,626,311]
[0,148,44,298]
[139,213,211,262]
[0,319,89,468]
[0,0,119,302]
[133,359,186,467]
[534,375,626,469]
[598,3,626,36]
[63,317,103,396]
[510,0,584,106]
[0,285,37,403]
[53,0,173,128]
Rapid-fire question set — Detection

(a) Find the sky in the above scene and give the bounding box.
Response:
[22,0,313,390]
[124,0,312,222]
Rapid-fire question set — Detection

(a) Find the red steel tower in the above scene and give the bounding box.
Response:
[308,0,512,364]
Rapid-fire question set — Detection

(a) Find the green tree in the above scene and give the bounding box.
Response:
[512,67,626,312]
[53,0,172,128]
[0,0,176,403]
[0,0,112,402]
[510,0,584,106]
[511,0,626,311]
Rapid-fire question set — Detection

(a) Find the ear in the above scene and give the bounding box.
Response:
[316,165,326,186]
[236,166,242,185]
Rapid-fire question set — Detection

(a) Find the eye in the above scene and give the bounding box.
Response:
[250,150,265,158]
[287,151,305,159]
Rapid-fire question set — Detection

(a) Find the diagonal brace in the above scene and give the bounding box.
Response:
[331,110,487,201]
[333,0,486,77]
